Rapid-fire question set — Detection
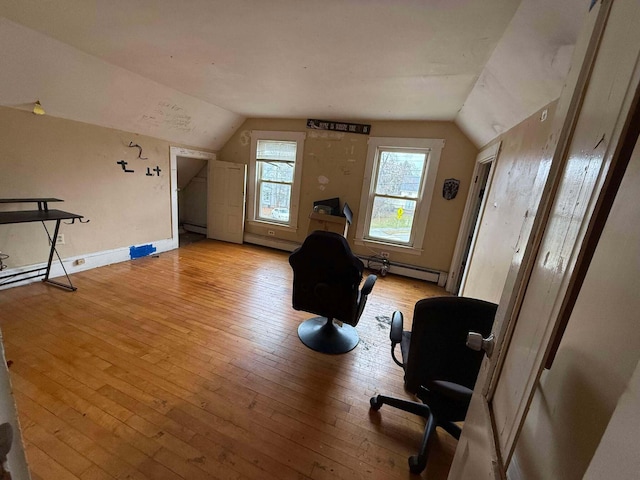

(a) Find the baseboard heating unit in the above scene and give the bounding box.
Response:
[357,255,448,287]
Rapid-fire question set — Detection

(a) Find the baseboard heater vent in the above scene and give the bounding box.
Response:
[243,234,447,286]
[243,233,301,253]
[357,255,448,287]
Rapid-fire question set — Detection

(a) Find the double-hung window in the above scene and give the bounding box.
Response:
[248,131,305,230]
[355,137,444,254]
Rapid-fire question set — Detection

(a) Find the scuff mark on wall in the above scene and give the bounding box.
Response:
[239,130,251,146]
[308,131,345,140]
[317,175,329,191]
[139,101,193,132]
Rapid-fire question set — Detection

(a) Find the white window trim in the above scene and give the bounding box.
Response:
[248,130,306,231]
[354,137,444,255]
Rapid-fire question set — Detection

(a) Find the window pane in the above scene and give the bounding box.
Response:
[259,160,294,182]
[368,196,416,244]
[258,182,291,221]
[257,140,297,162]
[375,151,426,198]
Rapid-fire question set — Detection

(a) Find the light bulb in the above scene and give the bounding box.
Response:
[33,101,45,115]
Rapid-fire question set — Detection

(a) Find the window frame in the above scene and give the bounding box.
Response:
[248,130,306,231]
[354,137,444,255]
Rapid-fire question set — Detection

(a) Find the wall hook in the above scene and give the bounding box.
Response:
[64,218,90,225]
[128,141,148,160]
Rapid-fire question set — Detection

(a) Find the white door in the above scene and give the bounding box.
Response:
[207,160,247,244]
[450,1,640,477]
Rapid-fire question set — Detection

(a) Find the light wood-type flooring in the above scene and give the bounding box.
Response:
[0,240,457,480]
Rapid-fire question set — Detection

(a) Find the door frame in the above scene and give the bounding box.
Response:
[446,142,500,294]
[483,0,621,466]
[169,146,215,249]
[450,0,627,477]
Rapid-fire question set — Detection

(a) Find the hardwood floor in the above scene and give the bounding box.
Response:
[0,240,457,479]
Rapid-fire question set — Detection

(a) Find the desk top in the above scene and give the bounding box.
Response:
[0,198,63,204]
[0,209,83,225]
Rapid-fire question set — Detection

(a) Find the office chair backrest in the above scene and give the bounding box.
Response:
[403,296,497,393]
[289,230,364,324]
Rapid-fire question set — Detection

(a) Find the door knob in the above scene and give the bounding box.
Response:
[467,332,495,358]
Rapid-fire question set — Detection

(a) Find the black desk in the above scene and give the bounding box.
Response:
[0,199,84,291]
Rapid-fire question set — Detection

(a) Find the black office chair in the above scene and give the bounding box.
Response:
[370,296,497,474]
[289,230,377,354]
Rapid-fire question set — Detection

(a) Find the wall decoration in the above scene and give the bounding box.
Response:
[307,119,371,135]
[117,160,134,173]
[443,178,460,200]
[115,141,161,177]
[128,141,148,159]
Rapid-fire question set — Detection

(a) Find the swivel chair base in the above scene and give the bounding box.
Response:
[298,316,359,354]
[370,393,462,474]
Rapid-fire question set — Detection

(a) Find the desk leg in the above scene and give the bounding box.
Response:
[43,219,76,291]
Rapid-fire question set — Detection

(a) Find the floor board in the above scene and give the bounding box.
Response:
[0,240,457,479]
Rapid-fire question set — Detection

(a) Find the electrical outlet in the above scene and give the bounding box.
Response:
[380,251,389,259]
[74,258,85,266]
[267,230,276,236]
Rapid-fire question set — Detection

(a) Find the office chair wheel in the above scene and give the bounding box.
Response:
[370,395,383,411]
[408,455,426,474]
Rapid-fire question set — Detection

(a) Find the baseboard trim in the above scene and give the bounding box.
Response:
[0,237,177,290]
[243,233,301,252]
[2,234,448,290]
[182,224,207,235]
[243,233,448,286]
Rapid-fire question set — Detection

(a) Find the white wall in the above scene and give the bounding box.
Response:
[583,357,640,480]
[0,18,243,151]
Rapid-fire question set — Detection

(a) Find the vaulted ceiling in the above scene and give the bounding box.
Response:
[0,0,588,150]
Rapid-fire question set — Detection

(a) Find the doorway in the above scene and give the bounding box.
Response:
[446,142,500,294]
[169,147,214,249]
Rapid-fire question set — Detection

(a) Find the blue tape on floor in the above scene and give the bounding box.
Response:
[129,244,157,259]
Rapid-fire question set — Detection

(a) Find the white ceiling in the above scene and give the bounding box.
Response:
[0,0,588,149]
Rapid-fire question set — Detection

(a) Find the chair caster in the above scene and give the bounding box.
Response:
[408,455,426,474]
[370,395,383,411]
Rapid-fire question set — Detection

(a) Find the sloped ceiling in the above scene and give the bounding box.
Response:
[0,0,588,150]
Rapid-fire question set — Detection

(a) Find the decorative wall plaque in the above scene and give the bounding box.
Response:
[307,119,371,135]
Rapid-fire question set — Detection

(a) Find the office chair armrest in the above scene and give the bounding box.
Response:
[361,274,377,295]
[390,311,405,368]
[390,311,404,344]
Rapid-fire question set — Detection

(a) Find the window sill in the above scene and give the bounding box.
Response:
[247,219,298,232]
[354,238,424,256]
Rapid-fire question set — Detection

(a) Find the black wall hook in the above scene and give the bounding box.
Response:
[128,141,148,160]
[64,218,90,225]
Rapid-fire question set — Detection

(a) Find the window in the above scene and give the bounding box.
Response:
[248,131,305,230]
[355,137,444,253]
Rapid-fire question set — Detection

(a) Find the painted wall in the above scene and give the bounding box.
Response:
[583,357,640,479]
[461,101,557,303]
[180,166,208,228]
[510,121,640,480]
[218,118,477,272]
[0,18,243,152]
[0,106,172,269]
